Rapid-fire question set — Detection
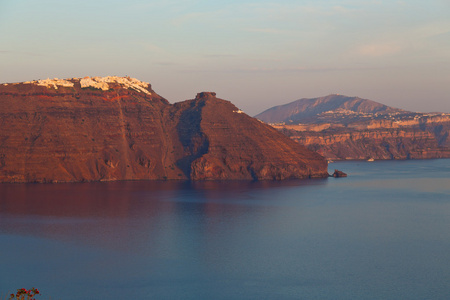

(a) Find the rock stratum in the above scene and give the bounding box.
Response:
[256,94,450,161]
[0,77,328,183]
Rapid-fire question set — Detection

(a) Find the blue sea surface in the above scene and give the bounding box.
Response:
[1,159,450,299]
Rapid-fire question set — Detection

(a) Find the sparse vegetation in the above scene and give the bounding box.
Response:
[7,288,40,300]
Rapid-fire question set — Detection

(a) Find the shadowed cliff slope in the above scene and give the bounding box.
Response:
[0,78,328,182]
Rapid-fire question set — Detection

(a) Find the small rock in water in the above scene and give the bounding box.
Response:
[331,169,347,177]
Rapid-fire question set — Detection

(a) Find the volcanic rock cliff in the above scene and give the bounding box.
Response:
[257,95,450,161]
[0,77,328,183]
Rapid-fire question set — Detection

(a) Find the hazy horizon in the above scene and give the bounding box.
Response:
[1,0,449,115]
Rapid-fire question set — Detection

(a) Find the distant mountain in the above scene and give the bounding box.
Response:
[0,77,328,183]
[255,94,408,124]
[256,94,450,161]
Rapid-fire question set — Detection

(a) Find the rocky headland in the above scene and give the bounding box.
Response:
[256,94,450,161]
[0,77,328,183]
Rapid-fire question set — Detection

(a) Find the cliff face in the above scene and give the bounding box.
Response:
[0,77,171,183]
[0,78,328,183]
[257,94,450,161]
[282,122,450,161]
[181,92,327,180]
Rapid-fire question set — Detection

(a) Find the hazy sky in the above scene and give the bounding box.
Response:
[1,0,449,115]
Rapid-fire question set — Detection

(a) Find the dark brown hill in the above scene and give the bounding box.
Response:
[255,94,407,124]
[0,77,328,183]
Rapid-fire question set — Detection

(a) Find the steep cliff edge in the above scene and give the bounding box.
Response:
[0,78,328,182]
[0,77,171,182]
[257,94,450,161]
[280,122,450,161]
[183,92,327,180]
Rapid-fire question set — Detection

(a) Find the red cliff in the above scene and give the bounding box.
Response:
[0,77,328,183]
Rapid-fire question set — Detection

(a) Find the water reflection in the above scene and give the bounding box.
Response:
[2,161,450,300]
[0,179,329,254]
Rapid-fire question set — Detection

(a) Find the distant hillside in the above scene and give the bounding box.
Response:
[255,94,408,124]
[256,94,450,161]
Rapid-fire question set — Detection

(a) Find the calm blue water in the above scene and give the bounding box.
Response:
[1,159,450,300]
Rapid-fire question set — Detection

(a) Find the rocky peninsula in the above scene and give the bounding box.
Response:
[0,77,328,183]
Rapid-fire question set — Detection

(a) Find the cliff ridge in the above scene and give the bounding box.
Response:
[0,78,328,183]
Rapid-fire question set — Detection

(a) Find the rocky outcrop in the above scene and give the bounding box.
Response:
[181,92,327,180]
[331,170,347,177]
[0,78,328,183]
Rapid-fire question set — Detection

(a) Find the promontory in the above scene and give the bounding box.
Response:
[0,76,328,183]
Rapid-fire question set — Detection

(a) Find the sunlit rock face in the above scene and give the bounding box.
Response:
[256,94,450,160]
[0,79,327,183]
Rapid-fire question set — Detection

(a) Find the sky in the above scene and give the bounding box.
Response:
[1,0,449,115]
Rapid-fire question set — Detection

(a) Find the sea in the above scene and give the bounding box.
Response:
[1,159,450,300]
